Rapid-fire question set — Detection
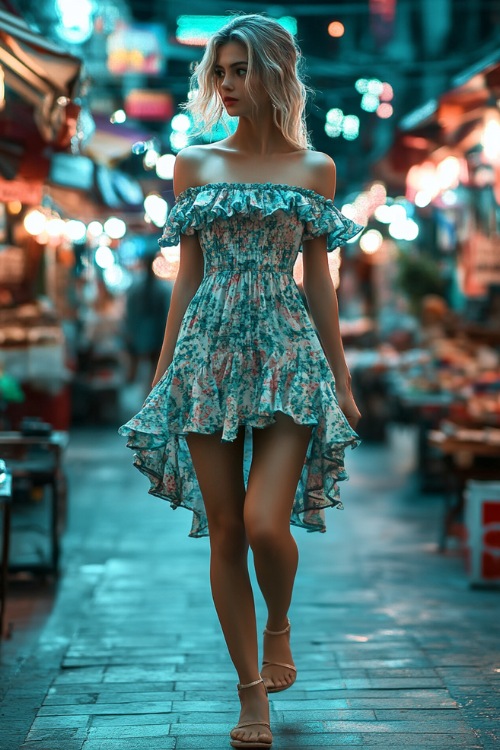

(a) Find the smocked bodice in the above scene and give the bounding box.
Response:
[159,182,363,276]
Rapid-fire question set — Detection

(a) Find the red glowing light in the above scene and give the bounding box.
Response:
[377,103,393,118]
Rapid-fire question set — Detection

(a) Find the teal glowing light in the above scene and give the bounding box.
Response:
[355,78,369,94]
[176,15,297,45]
[342,115,360,141]
[361,93,379,112]
[326,107,344,125]
[325,122,342,138]
[55,0,96,44]
[367,79,384,97]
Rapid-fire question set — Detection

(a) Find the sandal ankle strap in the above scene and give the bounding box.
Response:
[263,617,290,636]
[237,676,264,690]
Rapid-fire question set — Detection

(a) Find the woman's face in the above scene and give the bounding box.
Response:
[214,41,269,116]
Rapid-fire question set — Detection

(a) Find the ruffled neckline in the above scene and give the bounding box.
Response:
[175,182,334,203]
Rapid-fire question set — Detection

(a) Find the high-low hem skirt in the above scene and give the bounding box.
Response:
[118,360,361,539]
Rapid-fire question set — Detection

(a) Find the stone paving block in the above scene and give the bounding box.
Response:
[175,737,364,749]
[101,667,177,683]
[339,659,434,669]
[93,690,179,704]
[333,735,482,748]
[53,668,105,684]
[288,688,453,700]
[90,713,172,727]
[373,708,463,721]
[341,677,445,689]
[19,742,85,750]
[63,655,181,667]
[362,668,439,678]
[38,700,173,716]
[48,681,182,695]
[435,667,500,685]
[270,694,447,711]
[349,697,458,709]
[323,719,476,734]
[81,740,175,750]
[264,708,378,722]
[42,692,98,706]
[30,715,90,729]
[172,699,263,712]
[26,726,89,742]
[0,729,29,750]
[87,723,173,739]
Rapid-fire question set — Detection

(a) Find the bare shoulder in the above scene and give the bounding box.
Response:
[172,145,209,195]
[303,150,336,200]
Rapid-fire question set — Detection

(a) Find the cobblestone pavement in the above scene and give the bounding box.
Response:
[1,424,499,750]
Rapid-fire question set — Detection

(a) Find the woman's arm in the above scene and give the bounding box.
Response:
[152,235,204,386]
[302,242,361,429]
[302,245,350,387]
[301,152,361,428]
[152,150,205,387]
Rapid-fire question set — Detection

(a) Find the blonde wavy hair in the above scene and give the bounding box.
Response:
[182,13,313,150]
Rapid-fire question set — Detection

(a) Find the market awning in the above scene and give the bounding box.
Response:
[399,51,500,147]
[374,51,500,189]
[0,9,82,143]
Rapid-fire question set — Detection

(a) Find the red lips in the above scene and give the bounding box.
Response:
[224,98,238,104]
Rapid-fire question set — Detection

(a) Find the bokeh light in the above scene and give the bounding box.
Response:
[156,153,176,180]
[328,21,345,37]
[377,103,393,118]
[95,245,115,269]
[360,229,383,254]
[104,217,126,239]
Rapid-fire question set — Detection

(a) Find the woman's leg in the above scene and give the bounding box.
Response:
[244,411,313,691]
[185,426,271,745]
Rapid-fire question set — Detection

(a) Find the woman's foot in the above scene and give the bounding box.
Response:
[261,618,296,693]
[230,677,272,748]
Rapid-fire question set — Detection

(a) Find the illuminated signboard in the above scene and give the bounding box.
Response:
[107,23,166,75]
[176,15,297,46]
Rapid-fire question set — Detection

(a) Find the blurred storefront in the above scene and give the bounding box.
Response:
[0,8,84,431]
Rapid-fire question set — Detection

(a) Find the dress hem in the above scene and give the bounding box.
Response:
[122,409,360,539]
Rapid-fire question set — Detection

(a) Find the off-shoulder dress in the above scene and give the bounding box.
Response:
[118,182,363,538]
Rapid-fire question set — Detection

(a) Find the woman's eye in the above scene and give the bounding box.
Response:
[237,69,247,76]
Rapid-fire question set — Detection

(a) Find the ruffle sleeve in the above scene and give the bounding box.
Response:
[298,195,364,252]
[158,182,364,249]
[158,192,197,247]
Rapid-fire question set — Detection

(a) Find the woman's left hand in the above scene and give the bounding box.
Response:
[336,385,362,430]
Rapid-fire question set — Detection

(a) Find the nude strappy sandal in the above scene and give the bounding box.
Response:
[261,618,297,693]
[230,676,273,749]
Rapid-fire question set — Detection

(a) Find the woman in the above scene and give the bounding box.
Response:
[119,13,362,749]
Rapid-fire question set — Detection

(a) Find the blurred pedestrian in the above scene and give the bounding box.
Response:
[124,254,172,386]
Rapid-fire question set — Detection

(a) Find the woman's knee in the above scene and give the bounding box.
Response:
[208,515,247,559]
[245,515,289,554]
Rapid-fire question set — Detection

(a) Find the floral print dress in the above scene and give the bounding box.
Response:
[118,182,363,538]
